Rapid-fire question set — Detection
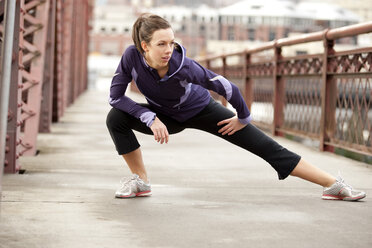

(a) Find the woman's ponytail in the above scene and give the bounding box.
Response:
[131,13,171,55]
[132,15,145,54]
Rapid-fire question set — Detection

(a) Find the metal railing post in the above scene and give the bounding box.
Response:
[244,51,253,111]
[0,0,17,193]
[320,33,336,152]
[272,45,285,136]
[206,59,211,70]
[221,56,227,106]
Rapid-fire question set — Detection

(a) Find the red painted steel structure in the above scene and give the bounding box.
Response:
[0,0,93,176]
[199,22,372,156]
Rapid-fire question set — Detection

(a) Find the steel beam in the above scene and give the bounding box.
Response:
[4,0,21,173]
[22,0,50,156]
[39,0,56,133]
[0,0,17,190]
[52,0,63,122]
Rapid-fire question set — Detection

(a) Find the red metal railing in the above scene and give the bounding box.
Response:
[199,22,372,156]
[0,0,93,174]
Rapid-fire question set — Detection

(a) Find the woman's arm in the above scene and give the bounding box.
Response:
[188,60,252,125]
[109,50,156,127]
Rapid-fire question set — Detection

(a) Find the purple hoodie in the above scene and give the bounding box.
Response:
[109,44,252,127]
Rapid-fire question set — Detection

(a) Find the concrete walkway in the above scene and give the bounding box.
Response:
[1,88,372,248]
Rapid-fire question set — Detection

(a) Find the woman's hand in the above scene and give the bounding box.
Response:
[150,117,169,144]
[217,117,247,136]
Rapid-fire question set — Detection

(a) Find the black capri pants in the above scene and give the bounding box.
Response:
[106,97,301,180]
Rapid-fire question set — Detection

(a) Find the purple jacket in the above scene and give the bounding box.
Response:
[109,44,252,127]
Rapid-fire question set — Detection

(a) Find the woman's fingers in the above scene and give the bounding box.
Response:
[218,117,233,135]
[156,129,164,143]
[222,126,233,135]
[164,129,169,144]
[218,117,246,135]
[217,119,229,126]
[159,129,166,144]
[218,123,231,135]
[153,128,168,144]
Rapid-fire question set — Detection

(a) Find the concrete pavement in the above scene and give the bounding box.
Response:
[1,88,372,248]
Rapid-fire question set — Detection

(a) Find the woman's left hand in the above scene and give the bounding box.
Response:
[217,117,247,136]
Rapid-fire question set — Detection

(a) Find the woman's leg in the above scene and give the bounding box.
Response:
[122,147,149,183]
[290,158,335,187]
[106,107,185,182]
[186,98,331,184]
[186,99,367,201]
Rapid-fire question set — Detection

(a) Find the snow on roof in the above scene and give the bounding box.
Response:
[150,5,192,22]
[219,0,359,21]
[219,0,303,18]
[297,2,361,21]
[193,4,219,17]
[150,4,219,20]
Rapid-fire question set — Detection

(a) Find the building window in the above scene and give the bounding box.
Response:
[199,25,205,36]
[248,28,255,41]
[352,36,357,45]
[228,26,234,40]
[269,30,276,41]
[284,29,290,38]
[111,27,117,32]
[296,50,307,55]
[100,27,106,32]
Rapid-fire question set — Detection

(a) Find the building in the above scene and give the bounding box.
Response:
[150,4,219,57]
[218,0,359,42]
[304,0,372,22]
[302,0,372,46]
[90,4,136,55]
[90,0,362,57]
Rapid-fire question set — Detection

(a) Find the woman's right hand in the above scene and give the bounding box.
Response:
[150,117,169,144]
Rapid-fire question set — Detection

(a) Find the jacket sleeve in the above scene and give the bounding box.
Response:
[188,60,252,124]
[109,50,156,127]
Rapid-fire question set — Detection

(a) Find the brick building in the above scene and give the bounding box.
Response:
[90,0,361,57]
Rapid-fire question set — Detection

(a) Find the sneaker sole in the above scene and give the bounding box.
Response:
[115,191,152,199]
[322,194,366,201]
[136,191,152,197]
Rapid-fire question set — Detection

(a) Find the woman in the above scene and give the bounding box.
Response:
[106,13,366,201]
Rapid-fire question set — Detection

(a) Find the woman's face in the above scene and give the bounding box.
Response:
[142,28,175,70]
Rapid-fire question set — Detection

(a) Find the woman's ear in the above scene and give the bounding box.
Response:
[141,41,148,53]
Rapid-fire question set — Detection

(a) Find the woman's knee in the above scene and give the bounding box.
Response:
[106,108,129,131]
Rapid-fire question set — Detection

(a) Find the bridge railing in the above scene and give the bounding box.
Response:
[198,22,372,156]
[0,0,93,175]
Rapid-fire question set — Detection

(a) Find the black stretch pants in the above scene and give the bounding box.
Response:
[106,98,301,180]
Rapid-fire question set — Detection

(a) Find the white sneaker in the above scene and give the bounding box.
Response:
[115,174,151,198]
[322,175,366,201]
